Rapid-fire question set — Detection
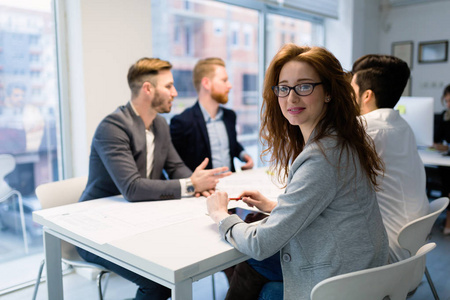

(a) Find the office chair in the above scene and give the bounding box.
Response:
[310,243,436,300]
[32,176,111,300]
[397,196,449,300]
[0,154,28,253]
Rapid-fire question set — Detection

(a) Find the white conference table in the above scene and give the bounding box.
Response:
[418,148,450,167]
[32,168,283,300]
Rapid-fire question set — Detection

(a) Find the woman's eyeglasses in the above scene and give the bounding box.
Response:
[272,82,323,97]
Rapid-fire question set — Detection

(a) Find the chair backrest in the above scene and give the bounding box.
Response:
[0,154,16,196]
[35,176,88,209]
[397,197,448,291]
[398,197,449,256]
[310,243,436,300]
[35,176,88,260]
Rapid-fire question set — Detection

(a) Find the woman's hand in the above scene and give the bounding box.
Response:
[239,190,277,213]
[207,191,231,224]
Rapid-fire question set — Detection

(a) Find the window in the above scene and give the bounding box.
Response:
[185,25,193,56]
[151,0,324,167]
[172,69,196,98]
[30,53,40,62]
[243,74,258,105]
[230,22,240,47]
[0,0,62,294]
[213,19,224,36]
[152,0,261,162]
[243,25,253,49]
[266,13,324,67]
[174,24,180,44]
[29,35,40,45]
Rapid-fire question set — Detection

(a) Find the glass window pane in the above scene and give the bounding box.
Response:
[265,13,324,66]
[151,0,260,167]
[0,0,61,293]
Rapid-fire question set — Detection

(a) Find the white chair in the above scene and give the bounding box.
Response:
[0,154,28,253]
[32,176,111,300]
[310,243,436,300]
[397,196,449,300]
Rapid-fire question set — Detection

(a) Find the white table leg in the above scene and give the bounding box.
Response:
[172,279,193,300]
[43,231,63,300]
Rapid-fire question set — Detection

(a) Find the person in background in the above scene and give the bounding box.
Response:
[433,84,450,151]
[206,44,389,300]
[351,54,430,259]
[0,83,45,154]
[78,57,231,300]
[432,84,450,235]
[0,83,27,154]
[170,57,253,173]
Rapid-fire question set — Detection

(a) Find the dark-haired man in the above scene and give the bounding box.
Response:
[351,54,429,263]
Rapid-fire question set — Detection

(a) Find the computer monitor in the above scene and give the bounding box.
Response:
[394,96,434,147]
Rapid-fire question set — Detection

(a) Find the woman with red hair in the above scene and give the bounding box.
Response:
[207,44,389,299]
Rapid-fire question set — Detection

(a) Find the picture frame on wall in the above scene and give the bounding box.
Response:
[392,41,413,69]
[418,40,448,63]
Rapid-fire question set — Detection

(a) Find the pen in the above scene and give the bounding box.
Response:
[229,197,242,200]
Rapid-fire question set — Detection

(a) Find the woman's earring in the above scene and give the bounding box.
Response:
[325,97,331,103]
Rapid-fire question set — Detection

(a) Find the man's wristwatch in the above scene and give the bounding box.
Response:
[186,178,195,196]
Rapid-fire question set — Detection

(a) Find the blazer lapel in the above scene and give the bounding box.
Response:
[193,102,212,157]
[126,102,148,179]
[151,117,164,179]
[222,110,235,150]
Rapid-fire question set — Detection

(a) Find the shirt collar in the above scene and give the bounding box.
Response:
[129,101,139,116]
[130,101,154,131]
[199,101,223,122]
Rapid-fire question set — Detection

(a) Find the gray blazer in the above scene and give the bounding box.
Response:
[220,135,389,299]
[80,102,192,202]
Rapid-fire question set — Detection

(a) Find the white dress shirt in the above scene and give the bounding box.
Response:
[361,108,429,262]
[129,101,191,196]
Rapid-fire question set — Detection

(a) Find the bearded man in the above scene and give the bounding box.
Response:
[170,57,253,172]
[78,57,232,300]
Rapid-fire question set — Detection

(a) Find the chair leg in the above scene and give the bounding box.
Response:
[97,270,110,300]
[15,191,29,254]
[211,274,216,300]
[425,267,440,300]
[32,259,46,300]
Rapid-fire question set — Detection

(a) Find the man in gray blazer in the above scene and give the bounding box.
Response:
[77,57,231,300]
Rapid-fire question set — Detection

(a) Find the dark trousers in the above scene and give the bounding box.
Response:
[225,253,283,300]
[77,247,171,300]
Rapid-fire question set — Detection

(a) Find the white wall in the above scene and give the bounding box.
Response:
[60,0,152,177]
[325,0,355,70]
[329,0,449,112]
[326,0,381,71]
[378,1,450,112]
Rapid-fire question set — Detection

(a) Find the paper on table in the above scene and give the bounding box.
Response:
[217,168,284,202]
[44,196,208,244]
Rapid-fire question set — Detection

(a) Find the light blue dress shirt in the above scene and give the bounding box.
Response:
[199,103,231,170]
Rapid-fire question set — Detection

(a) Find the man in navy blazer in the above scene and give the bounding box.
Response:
[77,57,231,300]
[170,57,253,173]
